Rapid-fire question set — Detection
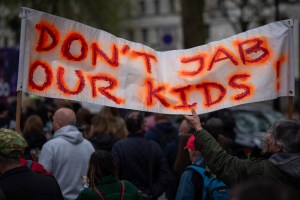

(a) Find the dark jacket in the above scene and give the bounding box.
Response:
[23,132,47,161]
[76,176,142,200]
[145,122,178,150]
[145,122,179,200]
[145,122,178,169]
[89,133,119,151]
[0,166,63,200]
[112,133,171,199]
[194,129,300,198]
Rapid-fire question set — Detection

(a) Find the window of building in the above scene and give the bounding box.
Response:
[205,24,210,40]
[4,37,8,48]
[126,4,131,17]
[142,28,148,43]
[169,0,175,13]
[154,0,160,14]
[127,29,135,41]
[139,0,146,15]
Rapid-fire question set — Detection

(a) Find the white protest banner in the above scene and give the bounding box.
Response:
[18,7,295,114]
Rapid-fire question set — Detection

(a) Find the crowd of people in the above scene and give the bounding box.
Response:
[0,96,299,200]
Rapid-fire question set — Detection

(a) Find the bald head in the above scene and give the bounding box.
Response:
[53,108,76,132]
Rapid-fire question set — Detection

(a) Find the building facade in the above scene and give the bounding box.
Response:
[0,5,16,48]
[119,0,183,51]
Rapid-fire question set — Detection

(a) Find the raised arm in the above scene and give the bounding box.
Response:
[184,109,264,186]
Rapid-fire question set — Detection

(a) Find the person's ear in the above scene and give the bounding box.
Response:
[275,144,283,152]
[57,120,63,129]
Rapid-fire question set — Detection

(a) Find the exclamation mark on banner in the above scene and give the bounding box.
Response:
[274,56,286,91]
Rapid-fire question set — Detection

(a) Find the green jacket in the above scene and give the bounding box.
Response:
[76,176,143,200]
[194,130,300,197]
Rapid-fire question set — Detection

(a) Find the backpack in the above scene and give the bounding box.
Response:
[186,165,229,200]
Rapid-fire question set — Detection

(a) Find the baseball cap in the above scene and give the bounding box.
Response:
[0,128,26,158]
[185,135,195,151]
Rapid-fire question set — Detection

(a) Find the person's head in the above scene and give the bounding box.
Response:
[154,113,169,123]
[0,129,27,166]
[99,107,115,119]
[0,102,8,117]
[204,117,224,139]
[144,112,156,131]
[125,111,144,134]
[231,180,291,200]
[23,115,44,135]
[52,108,76,132]
[266,119,300,153]
[261,133,272,154]
[90,114,117,136]
[185,135,201,164]
[87,150,117,188]
[205,117,231,152]
[179,119,193,136]
[76,107,91,126]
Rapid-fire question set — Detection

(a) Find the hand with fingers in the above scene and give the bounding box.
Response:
[183,108,203,132]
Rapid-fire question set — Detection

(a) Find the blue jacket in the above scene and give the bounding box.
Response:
[112,133,171,198]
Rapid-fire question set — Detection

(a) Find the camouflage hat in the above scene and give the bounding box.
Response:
[0,128,26,158]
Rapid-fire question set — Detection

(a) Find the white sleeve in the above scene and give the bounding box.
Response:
[38,144,53,173]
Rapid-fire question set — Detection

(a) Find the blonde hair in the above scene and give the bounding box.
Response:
[90,107,128,139]
[91,114,117,136]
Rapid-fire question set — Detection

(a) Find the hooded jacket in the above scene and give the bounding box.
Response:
[269,152,300,179]
[39,125,95,200]
[194,130,300,198]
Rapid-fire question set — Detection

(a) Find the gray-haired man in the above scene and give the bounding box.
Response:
[184,109,300,199]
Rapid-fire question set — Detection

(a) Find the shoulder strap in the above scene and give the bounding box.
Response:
[0,187,7,200]
[120,181,125,200]
[94,187,105,200]
[186,165,209,200]
[94,181,125,200]
[26,160,33,168]
[191,168,204,200]
[186,165,207,176]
